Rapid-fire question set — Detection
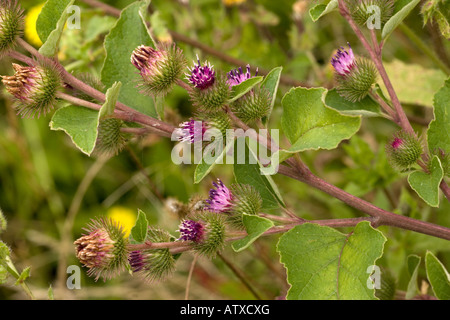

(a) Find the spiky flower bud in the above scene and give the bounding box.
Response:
[178,219,205,242]
[346,0,394,28]
[95,118,128,156]
[191,212,226,258]
[386,131,423,170]
[129,227,176,282]
[189,71,230,112]
[0,0,24,57]
[227,64,258,87]
[231,87,271,123]
[1,62,61,117]
[131,43,186,97]
[204,111,232,139]
[331,43,378,102]
[205,180,263,229]
[74,217,129,281]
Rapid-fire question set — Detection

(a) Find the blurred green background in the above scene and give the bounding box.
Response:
[0,0,449,300]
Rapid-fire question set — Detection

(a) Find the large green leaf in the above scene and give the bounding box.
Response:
[407,156,444,207]
[231,214,274,252]
[37,0,75,57]
[382,60,447,108]
[233,140,284,210]
[427,78,450,155]
[281,87,361,152]
[101,0,157,117]
[36,0,72,43]
[50,106,99,156]
[382,0,421,40]
[50,82,122,156]
[425,251,450,300]
[277,222,386,300]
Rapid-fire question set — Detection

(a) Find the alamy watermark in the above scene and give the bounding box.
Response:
[170,121,280,176]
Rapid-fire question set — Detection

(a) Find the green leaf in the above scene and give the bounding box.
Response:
[277,221,386,300]
[281,87,361,152]
[99,82,122,119]
[14,267,31,286]
[101,0,157,118]
[50,106,100,156]
[228,76,263,103]
[427,78,450,155]
[38,0,75,57]
[382,0,421,40]
[131,209,149,243]
[405,254,421,299]
[47,285,55,300]
[194,141,234,184]
[0,265,7,285]
[407,156,444,207]
[232,214,274,252]
[325,88,382,117]
[425,251,450,300]
[234,140,284,210]
[36,0,72,43]
[261,67,282,124]
[382,60,447,108]
[309,0,338,22]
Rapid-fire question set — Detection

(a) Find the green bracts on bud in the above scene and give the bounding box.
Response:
[0,0,24,57]
[227,184,263,229]
[231,88,271,124]
[386,131,423,170]
[189,73,230,112]
[192,212,226,258]
[335,58,378,102]
[346,0,394,27]
[96,118,128,157]
[129,227,176,282]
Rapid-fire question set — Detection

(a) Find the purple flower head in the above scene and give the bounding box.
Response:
[128,250,145,273]
[178,220,205,242]
[176,119,209,144]
[205,179,233,213]
[331,43,355,75]
[186,55,215,89]
[227,64,258,87]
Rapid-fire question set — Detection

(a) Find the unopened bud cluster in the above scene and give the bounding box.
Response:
[385,131,423,170]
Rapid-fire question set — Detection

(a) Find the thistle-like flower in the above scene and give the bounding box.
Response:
[385,131,423,170]
[186,55,215,90]
[74,217,128,281]
[128,250,145,273]
[0,0,24,57]
[331,43,378,102]
[205,179,234,213]
[227,64,258,87]
[1,62,61,117]
[190,212,226,258]
[176,119,209,144]
[231,87,271,123]
[131,43,186,97]
[178,219,205,242]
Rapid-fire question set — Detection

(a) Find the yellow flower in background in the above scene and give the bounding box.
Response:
[222,0,246,6]
[107,206,137,238]
[24,3,44,47]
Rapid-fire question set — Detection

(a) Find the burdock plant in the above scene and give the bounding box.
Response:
[0,0,24,57]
